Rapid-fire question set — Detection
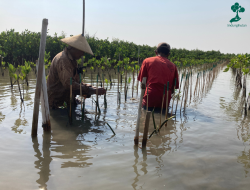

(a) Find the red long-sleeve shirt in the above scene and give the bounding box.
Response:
[138,56,179,108]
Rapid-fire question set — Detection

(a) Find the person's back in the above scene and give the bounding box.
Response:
[138,43,179,111]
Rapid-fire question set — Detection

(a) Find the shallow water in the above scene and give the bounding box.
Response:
[0,66,250,190]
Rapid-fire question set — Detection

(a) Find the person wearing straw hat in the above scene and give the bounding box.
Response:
[138,42,179,113]
[47,34,106,109]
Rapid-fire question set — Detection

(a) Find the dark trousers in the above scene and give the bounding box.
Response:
[142,105,169,113]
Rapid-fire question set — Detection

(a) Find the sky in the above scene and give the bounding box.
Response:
[0,0,250,54]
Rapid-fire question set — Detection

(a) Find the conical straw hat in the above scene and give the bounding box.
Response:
[60,34,94,56]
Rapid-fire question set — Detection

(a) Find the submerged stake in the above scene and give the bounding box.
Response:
[106,122,116,135]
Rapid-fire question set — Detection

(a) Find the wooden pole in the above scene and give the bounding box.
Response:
[69,77,72,124]
[134,77,146,145]
[165,81,169,120]
[160,84,166,126]
[175,75,183,115]
[132,62,135,98]
[81,0,85,70]
[142,111,151,147]
[80,74,82,111]
[40,63,51,131]
[125,65,127,101]
[31,18,48,137]
[136,47,140,95]
[117,66,120,104]
[82,0,85,36]
[146,84,149,111]
[171,78,177,116]
[96,74,98,114]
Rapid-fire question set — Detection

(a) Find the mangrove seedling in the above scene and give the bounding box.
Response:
[13,73,24,102]
[21,61,31,86]
[8,63,16,88]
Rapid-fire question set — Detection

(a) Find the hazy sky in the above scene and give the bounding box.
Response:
[1,0,250,54]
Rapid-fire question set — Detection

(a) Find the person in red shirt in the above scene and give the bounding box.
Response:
[138,43,179,113]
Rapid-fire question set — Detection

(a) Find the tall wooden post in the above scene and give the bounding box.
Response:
[117,66,120,104]
[134,77,146,145]
[31,19,48,137]
[82,0,85,36]
[38,63,51,131]
[96,74,99,114]
[136,47,140,95]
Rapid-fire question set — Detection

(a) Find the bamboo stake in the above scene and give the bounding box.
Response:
[184,73,189,110]
[80,74,82,111]
[31,19,48,137]
[136,47,140,95]
[134,77,146,145]
[105,122,116,135]
[171,78,177,116]
[160,84,166,127]
[189,71,192,104]
[82,0,85,36]
[40,63,51,131]
[146,84,149,111]
[165,81,169,120]
[69,77,72,124]
[132,62,135,98]
[193,73,199,97]
[102,73,104,89]
[175,74,183,115]
[142,111,151,147]
[96,74,98,114]
[117,66,120,104]
[180,75,187,113]
[125,65,127,101]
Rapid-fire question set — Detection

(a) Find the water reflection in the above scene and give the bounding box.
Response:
[49,109,104,168]
[237,149,250,177]
[32,134,52,190]
[131,117,180,189]
[132,146,140,190]
[218,74,250,177]
[0,112,5,123]
[132,146,148,190]
[11,103,27,134]
[32,109,107,189]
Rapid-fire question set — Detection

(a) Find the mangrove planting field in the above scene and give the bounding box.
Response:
[0,29,250,190]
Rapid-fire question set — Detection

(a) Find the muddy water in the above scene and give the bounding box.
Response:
[0,66,250,190]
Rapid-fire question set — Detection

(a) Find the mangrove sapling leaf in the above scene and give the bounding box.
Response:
[105,79,109,87]
[44,51,50,64]
[128,77,131,84]
[8,63,16,87]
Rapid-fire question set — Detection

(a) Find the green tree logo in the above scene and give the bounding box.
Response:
[230,2,245,23]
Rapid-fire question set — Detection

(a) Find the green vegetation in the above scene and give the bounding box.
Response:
[0,29,234,67]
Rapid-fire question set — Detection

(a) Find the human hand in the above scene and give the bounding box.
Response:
[82,83,92,87]
[89,87,106,95]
